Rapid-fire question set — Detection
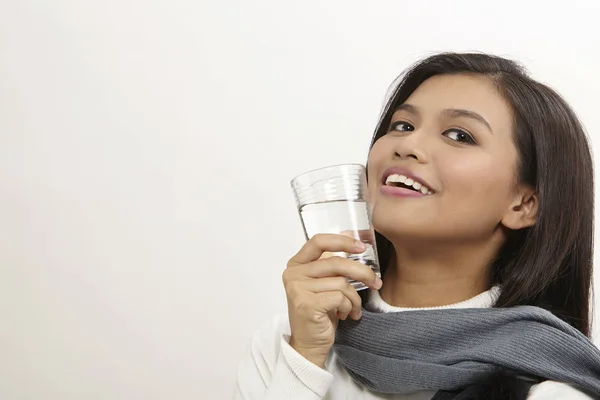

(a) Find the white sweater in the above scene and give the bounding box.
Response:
[235,288,594,399]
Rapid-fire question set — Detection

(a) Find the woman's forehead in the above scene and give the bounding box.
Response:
[397,74,513,130]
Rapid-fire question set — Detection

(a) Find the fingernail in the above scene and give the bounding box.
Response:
[358,310,363,319]
[373,277,383,290]
[355,240,366,251]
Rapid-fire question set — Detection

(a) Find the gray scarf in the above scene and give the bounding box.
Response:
[334,305,600,398]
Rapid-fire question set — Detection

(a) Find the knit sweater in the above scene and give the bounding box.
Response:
[234,288,593,399]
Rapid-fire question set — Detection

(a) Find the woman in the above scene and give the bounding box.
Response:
[235,52,599,399]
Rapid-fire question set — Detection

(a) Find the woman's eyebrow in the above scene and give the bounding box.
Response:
[394,103,419,115]
[394,103,494,134]
[441,108,494,134]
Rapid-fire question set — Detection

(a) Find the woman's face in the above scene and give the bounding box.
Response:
[367,74,521,244]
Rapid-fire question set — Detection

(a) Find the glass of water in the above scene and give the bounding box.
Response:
[290,163,381,291]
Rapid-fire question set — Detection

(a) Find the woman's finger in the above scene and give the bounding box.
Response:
[339,229,376,245]
[303,257,381,290]
[315,291,350,316]
[288,233,365,266]
[336,296,353,320]
[297,276,363,317]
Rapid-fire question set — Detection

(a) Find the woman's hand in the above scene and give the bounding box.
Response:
[282,233,382,368]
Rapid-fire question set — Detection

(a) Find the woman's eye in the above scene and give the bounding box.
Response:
[443,129,476,144]
[390,121,415,132]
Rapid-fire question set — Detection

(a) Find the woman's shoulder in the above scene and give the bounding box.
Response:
[528,381,595,399]
[245,314,291,358]
[237,314,335,399]
[250,314,291,342]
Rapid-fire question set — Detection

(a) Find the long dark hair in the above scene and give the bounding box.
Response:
[368,52,595,397]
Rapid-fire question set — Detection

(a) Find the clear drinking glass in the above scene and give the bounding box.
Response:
[290,163,381,291]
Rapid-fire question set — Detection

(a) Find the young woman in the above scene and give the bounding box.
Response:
[235,53,600,399]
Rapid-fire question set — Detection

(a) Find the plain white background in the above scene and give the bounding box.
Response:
[1,1,600,399]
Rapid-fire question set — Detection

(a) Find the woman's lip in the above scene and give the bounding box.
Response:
[380,185,430,198]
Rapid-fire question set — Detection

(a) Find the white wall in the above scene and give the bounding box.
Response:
[1,1,599,399]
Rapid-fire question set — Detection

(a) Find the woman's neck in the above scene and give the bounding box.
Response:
[379,241,497,308]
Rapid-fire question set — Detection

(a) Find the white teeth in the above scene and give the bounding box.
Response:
[385,173,433,195]
[385,174,406,184]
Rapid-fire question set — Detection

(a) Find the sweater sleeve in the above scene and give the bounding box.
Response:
[528,381,595,399]
[234,314,334,400]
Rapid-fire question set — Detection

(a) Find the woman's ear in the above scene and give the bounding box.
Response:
[501,185,538,230]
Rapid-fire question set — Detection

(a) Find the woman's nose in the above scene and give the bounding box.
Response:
[391,131,429,163]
